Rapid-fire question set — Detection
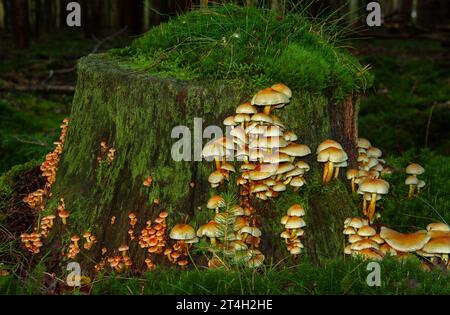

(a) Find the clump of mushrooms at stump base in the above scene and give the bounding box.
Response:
[280,204,307,255]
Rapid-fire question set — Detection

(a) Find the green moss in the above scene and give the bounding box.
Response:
[111,4,372,101]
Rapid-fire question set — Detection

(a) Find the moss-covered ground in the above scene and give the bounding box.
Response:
[0,11,449,294]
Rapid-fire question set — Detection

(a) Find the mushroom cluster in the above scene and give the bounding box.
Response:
[280,204,307,255]
[203,84,311,200]
[20,231,43,254]
[344,138,391,224]
[67,234,81,259]
[57,198,70,225]
[138,211,168,255]
[405,163,425,198]
[128,212,137,240]
[23,118,69,211]
[316,139,348,184]
[198,195,264,269]
[83,232,97,250]
[143,176,153,187]
[39,214,56,238]
[96,140,116,164]
[167,223,198,267]
[343,217,388,261]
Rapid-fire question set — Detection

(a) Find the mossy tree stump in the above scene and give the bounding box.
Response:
[45,53,361,271]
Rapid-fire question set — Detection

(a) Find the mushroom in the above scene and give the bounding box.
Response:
[58,210,69,225]
[317,145,348,184]
[197,221,220,246]
[169,224,196,256]
[119,244,129,257]
[380,227,431,252]
[207,195,225,213]
[405,175,419,199]
[251,87,290,115]
[358,178,389,224]
[346,168,358,193]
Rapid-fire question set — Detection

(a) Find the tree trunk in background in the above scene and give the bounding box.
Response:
[200,0,208,9]
[416,0,446,30]
[12,0,30,48]
[47,54,358,271]
[0,0,6,30]
[245,0,256,7]
[399,0,412,25]
[149,0,164,27]
[123,0,143,35]
[34,0,41,37]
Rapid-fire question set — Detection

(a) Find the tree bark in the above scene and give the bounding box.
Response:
[45,54,359,271]
[12,0,30,48]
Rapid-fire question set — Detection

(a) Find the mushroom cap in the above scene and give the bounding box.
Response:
[290,247,302,255]
[83,231,92,238]
[239,226,261,237]
[248,170,275,181]
[273,183,287,192]
[290,176,305,188]
[207,195,225,209]
[271,115,285,129]
[202,142,226,158]
[359,178,390,195]
[405,175,419,185]
[58,210,69,218]
[119,244,129,252]
[71,235,80,242]
[348,234,363,243]
[208,170,224,184]
[346,168,359,179]
[251,113,273,124]
[287,204,305,217]
[417,180,426,188]
[223,116,236,126]
[185,236,199,244]
[251,88,290,106]
[350,239,380,251]
[421,236,450,254]
[263,126,284,137]
[274,163,295,175]
[295,161,310,171]
[357,225,377,237]
[426,222,450,232]
[347,217,366,229]
[352,248,384,261]
[357,138,371,149]
[271,83,292,98]
[380,227,431,252]
[233,217,248,231]
[283,131,298,141]
[285,167,305,178]
[317,147,348,163]
[280,215,290,225]
[316,139,343,153]
[234,113,251,123]
[343,227,356,235]
[236,102,257,114]
[220,162,236,173]
[367,147,382,158]
[285,217,306,229]
[279,143,311,157]
[263,152,291,164]
[249,136,287,149]
[280,230,291,239]
[370,234,385,245]
[197,221,221,238]
[169,224,196,240]
[405,163,425,175]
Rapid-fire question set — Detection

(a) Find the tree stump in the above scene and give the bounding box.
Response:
[47,53,360,271]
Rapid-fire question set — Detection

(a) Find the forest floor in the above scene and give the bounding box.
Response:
[0,31,449,294]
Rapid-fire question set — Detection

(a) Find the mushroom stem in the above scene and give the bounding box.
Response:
[214,157,221,171]
[333,167,340,179]
[362,198,367,215]
[263,106,271,115]
[408,184,415,199]
[210,237,216,246]
[62,218,67,225]
[368,193,378,224]
[322,163,329,184]
[325,161,334,183]
[351,178,355,193]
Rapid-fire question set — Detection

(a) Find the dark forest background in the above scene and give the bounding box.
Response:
[1,0,450,49]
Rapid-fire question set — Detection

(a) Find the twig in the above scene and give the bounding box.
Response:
[91,26,128,54]
[424,103,436,148]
